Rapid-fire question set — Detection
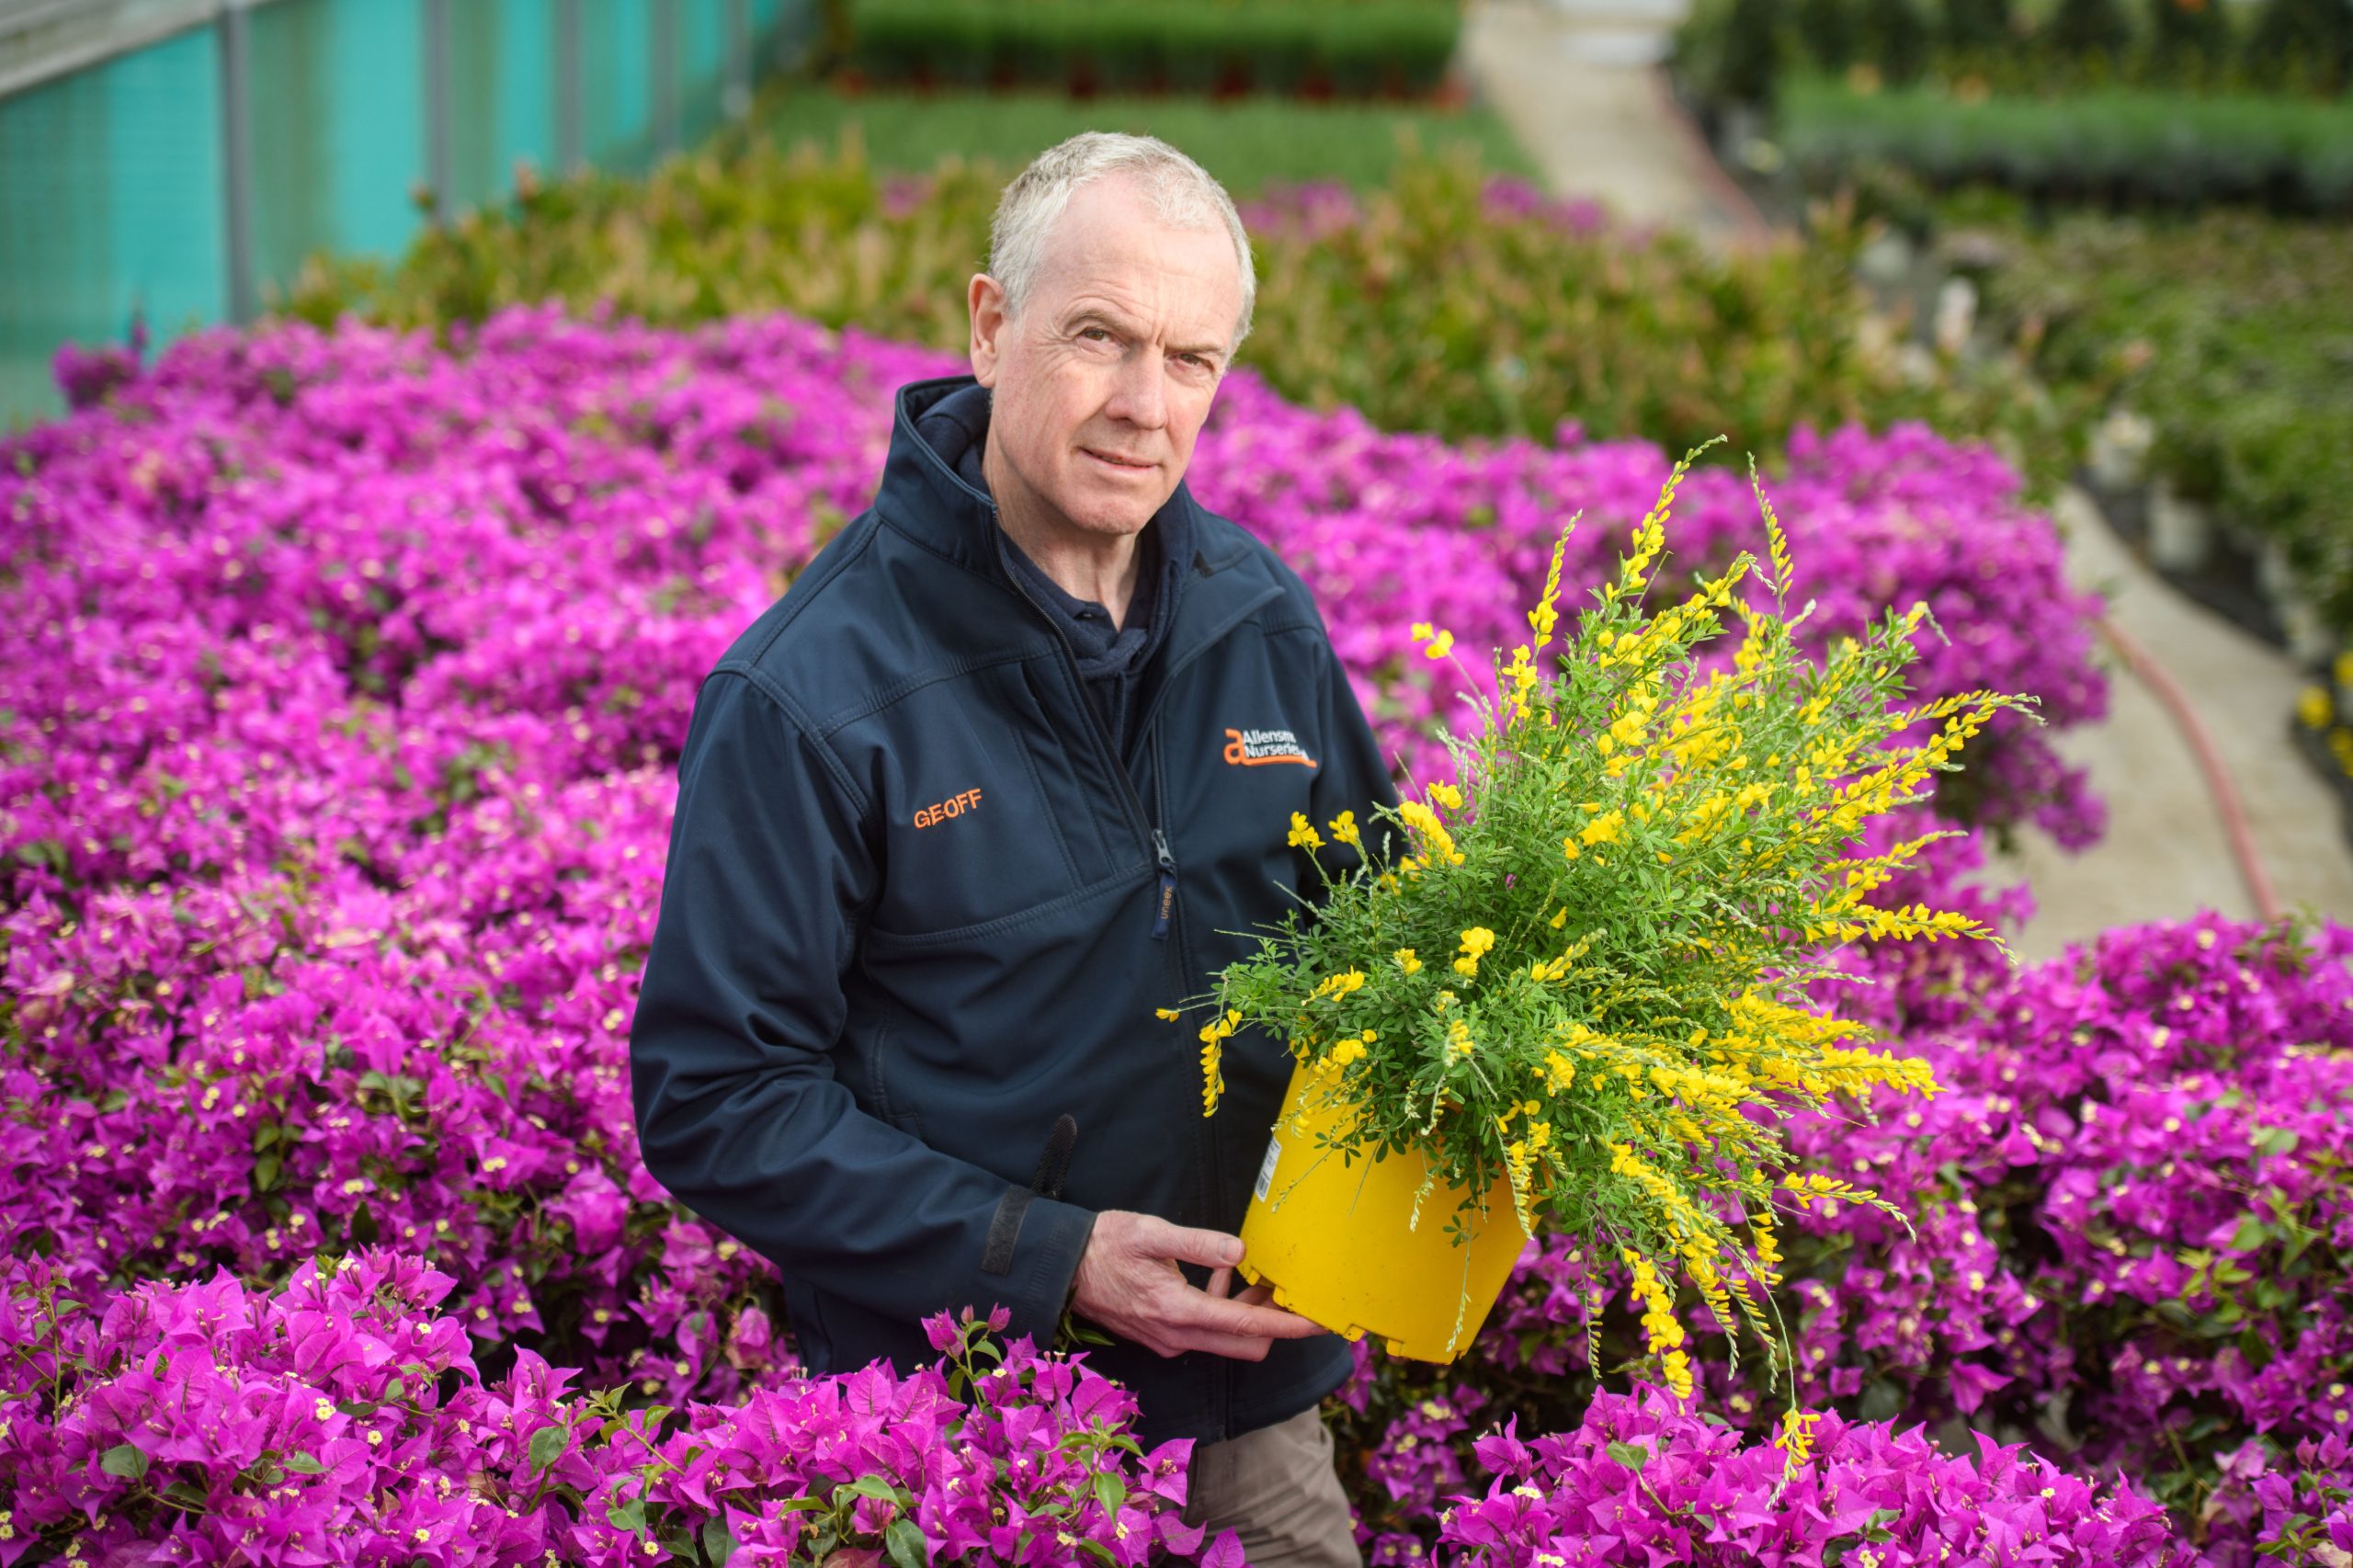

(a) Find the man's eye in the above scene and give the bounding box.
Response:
[1081,327,1113,342]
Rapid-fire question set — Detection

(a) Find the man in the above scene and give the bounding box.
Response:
[629,131,1397,1566]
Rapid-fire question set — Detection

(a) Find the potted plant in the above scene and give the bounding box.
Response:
[1182,442,2037,1387]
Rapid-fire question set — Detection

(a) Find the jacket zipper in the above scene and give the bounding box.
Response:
[987,506,1171,933]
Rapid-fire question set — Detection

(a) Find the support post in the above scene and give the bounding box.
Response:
[725,0,752,120]
[423,0,450,220]
[216,0,258,324]
[651,0,678,159]
[555,0,583,173]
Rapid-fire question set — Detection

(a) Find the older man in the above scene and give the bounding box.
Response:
[630,131,1394,1565]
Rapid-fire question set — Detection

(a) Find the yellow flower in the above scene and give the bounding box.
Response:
[1446,1017,1475,1061]
[1197,1009,1239,1117]
[1772,1408,1821,1477]
[1453,925,1496,977]
[1154,1007,1180,1021]
[1327,810,1360,846]
[1329,1037,1368,1068]
[1549,906,1568,928]
[1422,630,1455,659]
[1580,811,1625,847]
[1394,948,1423,974]
[1428,782,1463,812]
[2300,685,2333,731]
[1561,835,1581,862]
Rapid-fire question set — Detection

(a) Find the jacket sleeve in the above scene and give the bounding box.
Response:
[629,669,1096,1351]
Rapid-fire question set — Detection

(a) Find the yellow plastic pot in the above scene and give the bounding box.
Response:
[1234,1059,1531,1362]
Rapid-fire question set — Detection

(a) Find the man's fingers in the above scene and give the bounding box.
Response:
[1144,1218,1247,1270]
[1205,1265,1233,1301]
[1234,1281,1275,1309]
[1173,1290,1329,1340]
[1155,1329,1277,1362]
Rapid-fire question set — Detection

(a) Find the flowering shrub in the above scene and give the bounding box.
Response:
[1204,441,2034,1388]
[1439,1389,2197,1568]
[0,1251,1226,1565]
[1336,912,2353,1566]
[0,310,2111,1559]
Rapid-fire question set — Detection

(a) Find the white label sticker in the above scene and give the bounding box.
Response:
[1254,1136,1281,1202]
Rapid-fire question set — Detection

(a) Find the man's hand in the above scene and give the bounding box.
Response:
[1070,1210,1331,1360]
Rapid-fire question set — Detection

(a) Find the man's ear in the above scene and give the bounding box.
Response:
[969,273,1008,387]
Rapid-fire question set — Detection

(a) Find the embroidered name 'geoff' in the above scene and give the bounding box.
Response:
[914,788,983,828]
[1222,728,1317,767]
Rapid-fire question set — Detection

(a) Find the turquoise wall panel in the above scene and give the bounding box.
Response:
[2,0,813,426]
[1,25,223,426]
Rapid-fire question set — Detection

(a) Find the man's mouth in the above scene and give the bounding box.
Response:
[1086,449,1154,472]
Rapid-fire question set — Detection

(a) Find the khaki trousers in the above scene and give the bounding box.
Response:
[1180,1404,1363,1568]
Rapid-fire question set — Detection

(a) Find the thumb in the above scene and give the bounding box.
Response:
[1154,1221,1246,1270]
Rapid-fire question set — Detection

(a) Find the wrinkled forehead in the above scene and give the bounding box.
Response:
[1030,184,1244,341]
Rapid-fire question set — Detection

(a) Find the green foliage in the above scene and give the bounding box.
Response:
[1944,199,2353,640]
[844,0,1462,97]
[1720,0,1789,103]
[1943,0,2015,51]
[2244,0,2353,94]
[1677,0,2348,101]
[1776,77,2353,212]
[2048,0,2134,62]
[1855,0,1934,83]
[1800,0,1863,70]
[747,81,1538,189]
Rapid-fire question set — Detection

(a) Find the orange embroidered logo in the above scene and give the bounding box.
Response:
[1222,728,1317,767]
[914,788,983,828]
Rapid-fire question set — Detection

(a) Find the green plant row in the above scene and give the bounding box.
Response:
[1776,76,2353,212]
[1677,0,2353,106]
[845,0,1461,97]
[1927,193,2353,641]
[280,126,2072,497]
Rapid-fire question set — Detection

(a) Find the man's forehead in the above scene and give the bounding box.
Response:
[1036,187,1241,339]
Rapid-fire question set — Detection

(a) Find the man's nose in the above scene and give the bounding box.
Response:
[1107,347,1168,430]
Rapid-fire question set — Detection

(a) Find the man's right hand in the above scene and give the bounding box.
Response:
[1070,1210,1333,1360]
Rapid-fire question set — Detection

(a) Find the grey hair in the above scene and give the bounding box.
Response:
[986,131,1256,358]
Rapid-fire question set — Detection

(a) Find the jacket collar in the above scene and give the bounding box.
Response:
[878,373,1227,585]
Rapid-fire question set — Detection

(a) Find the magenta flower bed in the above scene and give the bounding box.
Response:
[0,1253,1217,1565]
[0,308,2136,1561]
[1340,912,2353,1567]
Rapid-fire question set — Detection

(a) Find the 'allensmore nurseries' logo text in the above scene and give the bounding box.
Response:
[1222,727,1317,767]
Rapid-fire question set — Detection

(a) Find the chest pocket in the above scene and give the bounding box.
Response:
[854,656,1121,939]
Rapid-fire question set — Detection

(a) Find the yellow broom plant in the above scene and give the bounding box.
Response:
[1196,437,2040,1396]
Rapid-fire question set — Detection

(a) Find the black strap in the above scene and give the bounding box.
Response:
[1032,1113,1078,1201]
[981,1115,1081,1277]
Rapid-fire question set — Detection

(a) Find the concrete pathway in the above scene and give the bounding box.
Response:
[1457,0,2353,961]
[2001,491,2353,961]
[1459,0,1761,246]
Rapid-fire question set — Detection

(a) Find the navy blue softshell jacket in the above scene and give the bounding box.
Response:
[629,372,1401,1446]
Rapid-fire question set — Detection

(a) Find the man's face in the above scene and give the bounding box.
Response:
[969,176,1244,543]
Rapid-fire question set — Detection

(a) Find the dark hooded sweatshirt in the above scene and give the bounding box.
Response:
[630,372,1400,1447]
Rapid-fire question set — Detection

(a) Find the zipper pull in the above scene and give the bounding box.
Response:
[1150,829,1177,941]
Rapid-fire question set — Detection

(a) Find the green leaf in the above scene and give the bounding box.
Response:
[1606,1439,1648,1471]
[2255,1127,2300,1158]
[885,1517,930,1568]
[700,1517,738,1566]
[100,1442,150,1480]
[607,1495,648,1533]
[284,1450,327,1475]
[840,1473,904,1506]
[1091,1471,1126,1516]
[527,1422,569,1472]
